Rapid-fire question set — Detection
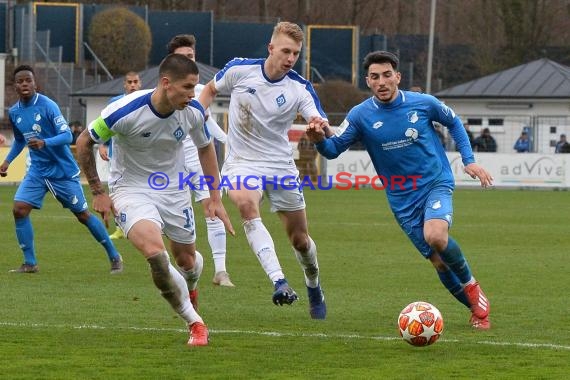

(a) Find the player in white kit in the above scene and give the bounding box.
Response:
[199,22,328,319]
[167,34,234,287]
[76,54,234,346]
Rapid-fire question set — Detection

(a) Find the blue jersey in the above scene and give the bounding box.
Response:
[7,93,78,179]
[316,90,474,215]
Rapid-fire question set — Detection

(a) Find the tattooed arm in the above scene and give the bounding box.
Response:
[76,129,114,226]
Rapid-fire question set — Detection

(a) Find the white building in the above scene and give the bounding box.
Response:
[435,58,570,154]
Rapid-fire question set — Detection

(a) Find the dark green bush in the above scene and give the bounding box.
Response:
[88,7,151,75]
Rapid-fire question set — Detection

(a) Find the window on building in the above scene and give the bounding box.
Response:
[488,118,504,126]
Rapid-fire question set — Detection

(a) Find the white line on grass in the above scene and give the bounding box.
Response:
[1,321,569,351]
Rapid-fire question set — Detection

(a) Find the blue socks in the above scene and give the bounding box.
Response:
[436,237,474,308]
[84,214,121,261]
[15,216,36,265]
[437,269,470,308]
[438,237,472,283]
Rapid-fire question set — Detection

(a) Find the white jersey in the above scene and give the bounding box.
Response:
[183,83,227,167]
[214,58,327,169]
[88,89,210,192]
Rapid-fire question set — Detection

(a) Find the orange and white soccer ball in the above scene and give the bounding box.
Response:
[398,301,444,347]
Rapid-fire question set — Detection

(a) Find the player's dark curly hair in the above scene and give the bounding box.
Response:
[363,51,399,72]
[166,34,196,54]
[13,64,35,78]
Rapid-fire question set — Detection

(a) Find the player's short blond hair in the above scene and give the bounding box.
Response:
[271,21,304,43]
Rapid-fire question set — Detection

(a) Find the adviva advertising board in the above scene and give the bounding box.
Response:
[325,151,570,188]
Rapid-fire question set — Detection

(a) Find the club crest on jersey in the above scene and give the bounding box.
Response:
[373,121,383,129]
[407,111,419,124]
[32,124,42,133]
[276,94,286,107]
[173,127,184,141]
[34,113,41,122]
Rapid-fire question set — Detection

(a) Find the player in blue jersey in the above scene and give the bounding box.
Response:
[0,65,123,274]
[306,51,494,329]
[199,21,328,319]
[75,54,234,346]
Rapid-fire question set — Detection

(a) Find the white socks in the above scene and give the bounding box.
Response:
[177,250,204,291]
[147,252,202,325]
[243,218,284,283]
[206,217,227,273]
[294,236,320,288]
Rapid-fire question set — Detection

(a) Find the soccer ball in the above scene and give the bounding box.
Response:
[397,301,444,347]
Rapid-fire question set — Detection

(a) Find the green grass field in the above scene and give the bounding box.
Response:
[0,185,568,379]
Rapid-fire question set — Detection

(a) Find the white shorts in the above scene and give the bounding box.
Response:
[183,160,223,203]
[111,189,196,244]
[221,163,305,212]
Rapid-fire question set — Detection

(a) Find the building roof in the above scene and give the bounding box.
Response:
[70,61,219,97]
[435,58,570,99]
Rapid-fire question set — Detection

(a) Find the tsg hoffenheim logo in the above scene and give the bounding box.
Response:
[276,94,286,107]
[32,124,42,133]
[431,200,442,210]
[407,111,419,124]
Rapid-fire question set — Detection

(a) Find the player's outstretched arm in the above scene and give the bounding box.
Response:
[306,118,328,143]
[197,81,218,111]
[76,129,114,227]
[464,163,494,188]
[0,160,9,177]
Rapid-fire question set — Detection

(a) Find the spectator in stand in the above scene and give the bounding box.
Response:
[555,134,569,153]
[473,128,497,152]
[433,122,446,148]
[456,123,474,151]
[70,121,84,145]
[513,131,530,153]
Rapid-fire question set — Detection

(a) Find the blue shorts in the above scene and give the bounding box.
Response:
[14,174,89,213]
[395,185,454,258]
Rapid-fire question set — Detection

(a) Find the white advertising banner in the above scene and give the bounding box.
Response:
[325,151,570,188]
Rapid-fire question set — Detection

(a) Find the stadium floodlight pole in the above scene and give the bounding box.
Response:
[426,0,436,94]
